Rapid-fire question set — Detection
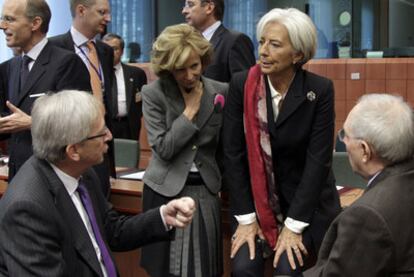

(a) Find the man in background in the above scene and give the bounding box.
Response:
[306,93,414,276]
[0,0,90,180]
[0,90,196,276]
[103,33,147,140]
[49,0,115,196]
[182,0,256,82]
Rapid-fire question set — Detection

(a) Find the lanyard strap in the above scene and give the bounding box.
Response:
[76,44,104,84]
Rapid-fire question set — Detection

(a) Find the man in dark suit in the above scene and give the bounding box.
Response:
[0,0,90,180]
[182,0,256,82]
[49,0,116,196]
[305,94,414,276]
[0,90,195,276]
[102,33,147,140]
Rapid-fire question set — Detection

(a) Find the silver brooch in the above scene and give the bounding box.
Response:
[307,91,316,102]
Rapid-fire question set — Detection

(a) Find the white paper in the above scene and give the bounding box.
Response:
[336,186,344,190]
[119,170,145,180]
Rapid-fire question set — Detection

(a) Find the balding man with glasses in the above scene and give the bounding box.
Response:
[306,93,414,276]
[0,0,90,181]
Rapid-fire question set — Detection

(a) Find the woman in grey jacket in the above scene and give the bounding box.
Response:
[140,24,228,277]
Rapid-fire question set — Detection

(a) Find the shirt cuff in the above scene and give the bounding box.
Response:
[234,213,256,225]
[159,205,173,231]
[284,217,309,234]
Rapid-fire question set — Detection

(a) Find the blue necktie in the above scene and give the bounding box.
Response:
[77,181,117,277]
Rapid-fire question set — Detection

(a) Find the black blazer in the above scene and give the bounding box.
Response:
[0,157,170,276]
[306,160,414,276]
[112,63,147,140]
[204,24,256,82]
[0,42,90,179]
[223,68,341,251]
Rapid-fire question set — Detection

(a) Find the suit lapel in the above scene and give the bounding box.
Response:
[17,44,52,105]
[275,70,306,127]
[195,76,215,129]
[210,24,225,49]
[35,159,104,276]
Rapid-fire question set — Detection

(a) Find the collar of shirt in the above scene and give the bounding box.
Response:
[70,26,96,48]
[202,21,221,41]
[49,162,79,197]
[266,77,282,99]
[114,62,122,71]
[23,37,48,67]
[367,170,382,187]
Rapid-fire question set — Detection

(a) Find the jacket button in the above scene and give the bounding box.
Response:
[192,145,197,151]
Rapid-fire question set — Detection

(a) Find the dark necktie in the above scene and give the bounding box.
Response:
[112,68,118,117]
[20,55,32,91]
[76,181,117,277]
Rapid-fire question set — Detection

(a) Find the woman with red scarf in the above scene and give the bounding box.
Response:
[223,8,341,276]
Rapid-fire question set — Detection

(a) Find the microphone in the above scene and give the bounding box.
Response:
[213,93,225,113]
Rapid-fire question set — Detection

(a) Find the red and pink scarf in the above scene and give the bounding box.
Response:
[243,64,283,248]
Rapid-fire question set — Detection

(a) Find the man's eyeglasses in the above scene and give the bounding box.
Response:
[82,126,108,142]
[0,15,17,25]
[183,0,210,9]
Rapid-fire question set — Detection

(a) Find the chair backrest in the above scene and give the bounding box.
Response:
[113,138,140,168]
[335,136,346,152]
[332,152,366,189]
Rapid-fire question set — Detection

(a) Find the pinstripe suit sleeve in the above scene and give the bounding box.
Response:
[0,200,65,276]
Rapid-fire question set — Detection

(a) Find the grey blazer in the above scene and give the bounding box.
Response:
[142,76,228,197]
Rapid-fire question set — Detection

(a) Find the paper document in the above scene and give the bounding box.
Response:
[120,170,145,180]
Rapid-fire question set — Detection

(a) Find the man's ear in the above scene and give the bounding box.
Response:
[77,4,87,17]
[31,16,42,32]
[66,144,81,162]
[204,1,215,16]
[360,140,372,163]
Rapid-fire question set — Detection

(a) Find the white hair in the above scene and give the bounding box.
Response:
[348,93,414,164]
[256,8,317,65]
[31,90,102,162]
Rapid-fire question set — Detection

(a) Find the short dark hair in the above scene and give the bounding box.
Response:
[102,33,125,50]
[26,0,51,34]
[203,0,224,21]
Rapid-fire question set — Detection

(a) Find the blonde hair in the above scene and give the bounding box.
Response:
[257,8,317,65]
[151,24,213,77]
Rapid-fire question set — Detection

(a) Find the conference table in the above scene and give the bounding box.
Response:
[0,165,363,277]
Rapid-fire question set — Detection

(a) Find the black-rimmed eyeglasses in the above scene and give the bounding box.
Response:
[82,126,108,142]
[183,0,210,9]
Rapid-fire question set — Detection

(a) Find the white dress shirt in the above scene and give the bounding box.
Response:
[202,21,221,41]
[114,63,127,117]
[23,37,48,71]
